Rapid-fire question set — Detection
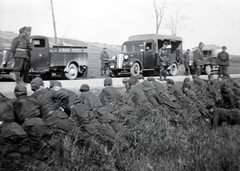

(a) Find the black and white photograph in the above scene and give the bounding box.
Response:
[0,0,240,170]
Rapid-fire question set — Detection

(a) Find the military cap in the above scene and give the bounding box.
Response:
[122,78,129,83]
[14,83,27,96]
[19,27,26,34]
[192,74,198,80]
[222,46,227,49]
[163,40,169,45]
[166,79,174,85]
[147,77,155,81]
[183,77,190,83]
[104,77,112,86]
[30,77,44,87]
[80,84,90,92]
[199,42,204,47]
[128,76,138,86]
[49,81,62,88]
[221,87,230,94]
[136,74,144,79]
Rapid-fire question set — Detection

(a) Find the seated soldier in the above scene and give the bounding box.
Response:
[167,79,184,99]
[207,105,240,129]
[12,83,53,143]
[79,84,122,133]
[220,87,240,109]
[99,77,123,106]
[30,77,77,133]
[49,81,80,116]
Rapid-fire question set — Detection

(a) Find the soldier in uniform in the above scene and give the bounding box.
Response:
[193,42,204,76]
[11,26,32,83]
[184,49,191,75]
[100,47,109,76]
[30,77,77,133]
[158,41,170,81]
[216,46,230,80]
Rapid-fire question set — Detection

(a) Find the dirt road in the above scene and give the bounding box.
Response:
[1,74,240,98]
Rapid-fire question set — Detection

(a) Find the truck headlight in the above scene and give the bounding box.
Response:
[112,56,116,60]
[124,55,128,60]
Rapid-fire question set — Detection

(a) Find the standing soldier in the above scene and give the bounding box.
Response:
[158,41,170,81]
[100,47,109,76]
[193,42,204,76]
[216,46,229,80]
[11,26,32,84]
[184,49,190,75]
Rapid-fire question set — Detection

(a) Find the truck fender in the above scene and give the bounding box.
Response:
[128,58,143,70]
[64,61,79,73]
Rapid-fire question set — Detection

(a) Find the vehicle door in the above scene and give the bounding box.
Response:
[30,38,50,72]
[144,42,156,69]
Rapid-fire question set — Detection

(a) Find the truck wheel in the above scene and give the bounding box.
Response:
[130,62,140,76]
[169,63,178,76]
[65,63,78,80]
[205,65,211,75]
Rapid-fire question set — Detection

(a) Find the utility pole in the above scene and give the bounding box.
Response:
[50,0,58,45]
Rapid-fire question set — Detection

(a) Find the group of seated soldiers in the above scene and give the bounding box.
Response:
[1,73,240,170]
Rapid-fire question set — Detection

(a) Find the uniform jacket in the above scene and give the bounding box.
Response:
[99,86,123,105]
[59,88,80,108]
[158,47,170,66]
[193,48,203,66]
[12,95,41,124]
[31,89,69,119]
[79,91,103,110]
[11,35,31,59]
[184,52,190,63]
[100,51,109,63]
[216,51,229,66]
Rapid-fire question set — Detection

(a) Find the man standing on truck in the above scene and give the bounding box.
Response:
[216,46,229,80]
[184,49,190,75]
[193,42,204,76]
[158,41,170,81]
[100,47,109,76]
[11,26,32,84]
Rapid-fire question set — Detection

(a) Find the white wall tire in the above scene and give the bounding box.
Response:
[169,63,178,76]
[205,65,211,75]
[65,63,78,80]
[130,62,140,76]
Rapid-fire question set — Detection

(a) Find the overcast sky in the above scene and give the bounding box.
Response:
[0,0,240,54]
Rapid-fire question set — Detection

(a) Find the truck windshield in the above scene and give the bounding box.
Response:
[122,43,144,53]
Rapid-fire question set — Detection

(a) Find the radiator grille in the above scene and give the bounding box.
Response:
[116,54,124,68]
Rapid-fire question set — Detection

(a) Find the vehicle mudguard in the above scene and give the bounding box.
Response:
[64,61,79,73]
[126,58,143,69]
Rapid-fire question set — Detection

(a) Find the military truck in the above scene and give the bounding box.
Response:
[189,44,222,75]
[108,34,182,77]
[0,35,88,80]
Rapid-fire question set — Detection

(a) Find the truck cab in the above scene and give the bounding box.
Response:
[108,34,182,76]
[0,35,88,80]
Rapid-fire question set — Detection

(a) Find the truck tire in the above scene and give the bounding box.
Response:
[65,63,78,80]
[130,62,140,76]
[205,65,211,75]
[169,63,178,76]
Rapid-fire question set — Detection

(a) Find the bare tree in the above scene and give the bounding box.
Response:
[165,8,187,36]
[153,0,167,34]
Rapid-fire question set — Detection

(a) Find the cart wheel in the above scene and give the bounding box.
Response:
[169,63,178,76]
[65,63,78,80]
[130,62,140,76]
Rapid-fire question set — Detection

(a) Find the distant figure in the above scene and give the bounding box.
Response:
[100,47,109,76]
[216,46,229,80]
[158,41,170,81]
[11,26,32,84]
[184,49,190,75]
[193,42,204,76]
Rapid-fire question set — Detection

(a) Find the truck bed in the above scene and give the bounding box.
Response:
[50,51,88,67]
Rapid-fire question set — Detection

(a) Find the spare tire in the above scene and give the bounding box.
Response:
[169,63,178,76]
